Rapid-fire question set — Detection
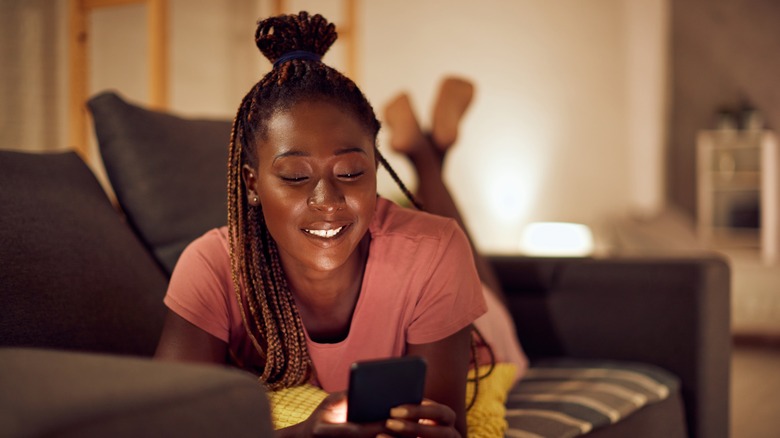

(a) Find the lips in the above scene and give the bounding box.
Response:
[304,226,344,238]
[302,223,350,240]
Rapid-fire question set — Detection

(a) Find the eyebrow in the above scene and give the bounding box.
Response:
[273,147,367,162]
[335,147,368,156]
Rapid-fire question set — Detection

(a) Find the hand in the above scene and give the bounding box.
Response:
[379,399,461,438]
[287,392,385,438]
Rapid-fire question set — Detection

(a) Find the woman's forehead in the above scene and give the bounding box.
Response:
[259,101,375,154]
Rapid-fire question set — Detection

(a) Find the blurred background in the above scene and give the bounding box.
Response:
[2,0,780,337]
[3,1,780,434]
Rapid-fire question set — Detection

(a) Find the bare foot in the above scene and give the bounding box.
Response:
[383,93,427,155]
[431,76,474,151]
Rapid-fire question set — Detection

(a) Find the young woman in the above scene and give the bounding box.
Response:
[156,11,524,438]
[384,80,528,381]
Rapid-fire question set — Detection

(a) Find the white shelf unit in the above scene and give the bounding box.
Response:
[697,130,779,264]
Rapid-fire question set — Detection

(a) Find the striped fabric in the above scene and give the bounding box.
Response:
[504,359,679,438]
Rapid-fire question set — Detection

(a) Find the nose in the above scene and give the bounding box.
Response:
[307,177,345,212]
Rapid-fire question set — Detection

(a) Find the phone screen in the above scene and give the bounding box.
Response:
[347,356,427,423]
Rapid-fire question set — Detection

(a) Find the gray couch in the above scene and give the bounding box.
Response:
[0,151,273,437]
[0,92,731,437]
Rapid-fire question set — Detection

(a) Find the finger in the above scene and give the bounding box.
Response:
[389,403,456,427]
[312,421,385,438]
[384,418,459,438]
[318,392,348,424]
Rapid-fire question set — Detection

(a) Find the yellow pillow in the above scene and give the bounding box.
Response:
[465,363,517,438]
[267,383,329,429]
[267,363,518,436]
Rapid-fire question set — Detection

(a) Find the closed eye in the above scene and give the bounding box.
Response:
[280,175,309,183]
[337,171,365,180]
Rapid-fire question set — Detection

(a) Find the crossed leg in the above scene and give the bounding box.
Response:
[383,77,503,300]
[383,77,528,378]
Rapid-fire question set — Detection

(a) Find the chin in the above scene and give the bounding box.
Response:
[307,254,353,272]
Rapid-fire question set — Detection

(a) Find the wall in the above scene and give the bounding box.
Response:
[89,0,266,117]
[669,0,780,218]
[0,0,69,152]
[670,0,780,336]
[362,1,634,253]
[2,0,668,255]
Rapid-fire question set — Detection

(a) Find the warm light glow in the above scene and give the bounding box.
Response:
[520,222,594,257]
[323,397,348,424]
[486,172,531,223]
[477,123,548,228]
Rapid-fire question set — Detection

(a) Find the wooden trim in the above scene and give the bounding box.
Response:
[83,0,145,9]
[148,0,168,109]
[344,0,358,84]
[272,0,284,17]
[68,0,167,160]
[68,0,89,161]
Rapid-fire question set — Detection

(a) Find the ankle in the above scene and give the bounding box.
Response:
[408,136,445,173]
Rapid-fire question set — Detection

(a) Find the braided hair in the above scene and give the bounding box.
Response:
[227,11,488,394]
[227,11,419,390]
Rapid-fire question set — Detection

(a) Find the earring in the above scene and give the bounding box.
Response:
[253,196,259,203]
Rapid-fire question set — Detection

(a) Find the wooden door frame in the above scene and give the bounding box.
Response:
[68,0,168,160]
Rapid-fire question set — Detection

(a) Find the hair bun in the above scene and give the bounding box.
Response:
[255,11,337,65]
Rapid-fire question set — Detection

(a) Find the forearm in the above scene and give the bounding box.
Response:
[407,325,472,437]
[154,310,228,364]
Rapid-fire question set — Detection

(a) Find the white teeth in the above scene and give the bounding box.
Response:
[305,226,344,238]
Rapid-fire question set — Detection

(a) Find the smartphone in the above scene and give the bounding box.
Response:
[346,356,427,423]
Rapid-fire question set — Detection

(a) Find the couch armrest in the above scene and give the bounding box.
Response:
[488,254,730,438]
[0,348,273,437]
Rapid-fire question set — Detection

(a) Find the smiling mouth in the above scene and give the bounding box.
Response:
[304,225,346,239]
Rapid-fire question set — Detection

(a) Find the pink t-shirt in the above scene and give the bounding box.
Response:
[164,197,487,392]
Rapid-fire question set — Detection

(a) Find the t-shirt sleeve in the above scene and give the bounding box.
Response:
[406,221,487,345]
[163,230,233,343]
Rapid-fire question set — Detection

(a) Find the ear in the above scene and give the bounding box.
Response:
[242,164,260,206]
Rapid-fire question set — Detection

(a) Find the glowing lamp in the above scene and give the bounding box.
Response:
[520,222,594,257]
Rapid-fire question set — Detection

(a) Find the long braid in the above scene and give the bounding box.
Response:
[228,11,494,397]
[375,148,423,210]
[227,11,379,389]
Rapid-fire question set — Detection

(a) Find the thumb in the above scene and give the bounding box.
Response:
[318,392,348,424]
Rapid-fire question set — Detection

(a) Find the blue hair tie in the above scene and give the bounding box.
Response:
[273,50,322,69]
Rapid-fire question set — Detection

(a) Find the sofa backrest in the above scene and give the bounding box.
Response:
[88,92,231,275]
[488,254,731,438]
[0,150,168,356]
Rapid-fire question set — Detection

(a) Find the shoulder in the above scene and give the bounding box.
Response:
[370,197,461,243]
[366,202,485,345]
[367,197,474,280]
[165,226,234,343]
[182,226,230,256]
[173,226,230,274]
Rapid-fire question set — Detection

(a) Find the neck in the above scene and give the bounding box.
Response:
[286,234,371,343]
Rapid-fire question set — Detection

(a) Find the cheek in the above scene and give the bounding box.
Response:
[349,180,377,218]
[257,184,302,231]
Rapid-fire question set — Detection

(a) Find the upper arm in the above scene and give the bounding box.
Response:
[156,230,233,365]
[407,325,472,437]
[154,310,228,364]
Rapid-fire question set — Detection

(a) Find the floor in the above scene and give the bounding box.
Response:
[731,344,780,437]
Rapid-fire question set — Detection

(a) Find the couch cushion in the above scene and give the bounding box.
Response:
[0,348,273,438]
[505,359,685,437]
[264,363,519,434]
[0,151,168,356]
[88,92,231,274]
